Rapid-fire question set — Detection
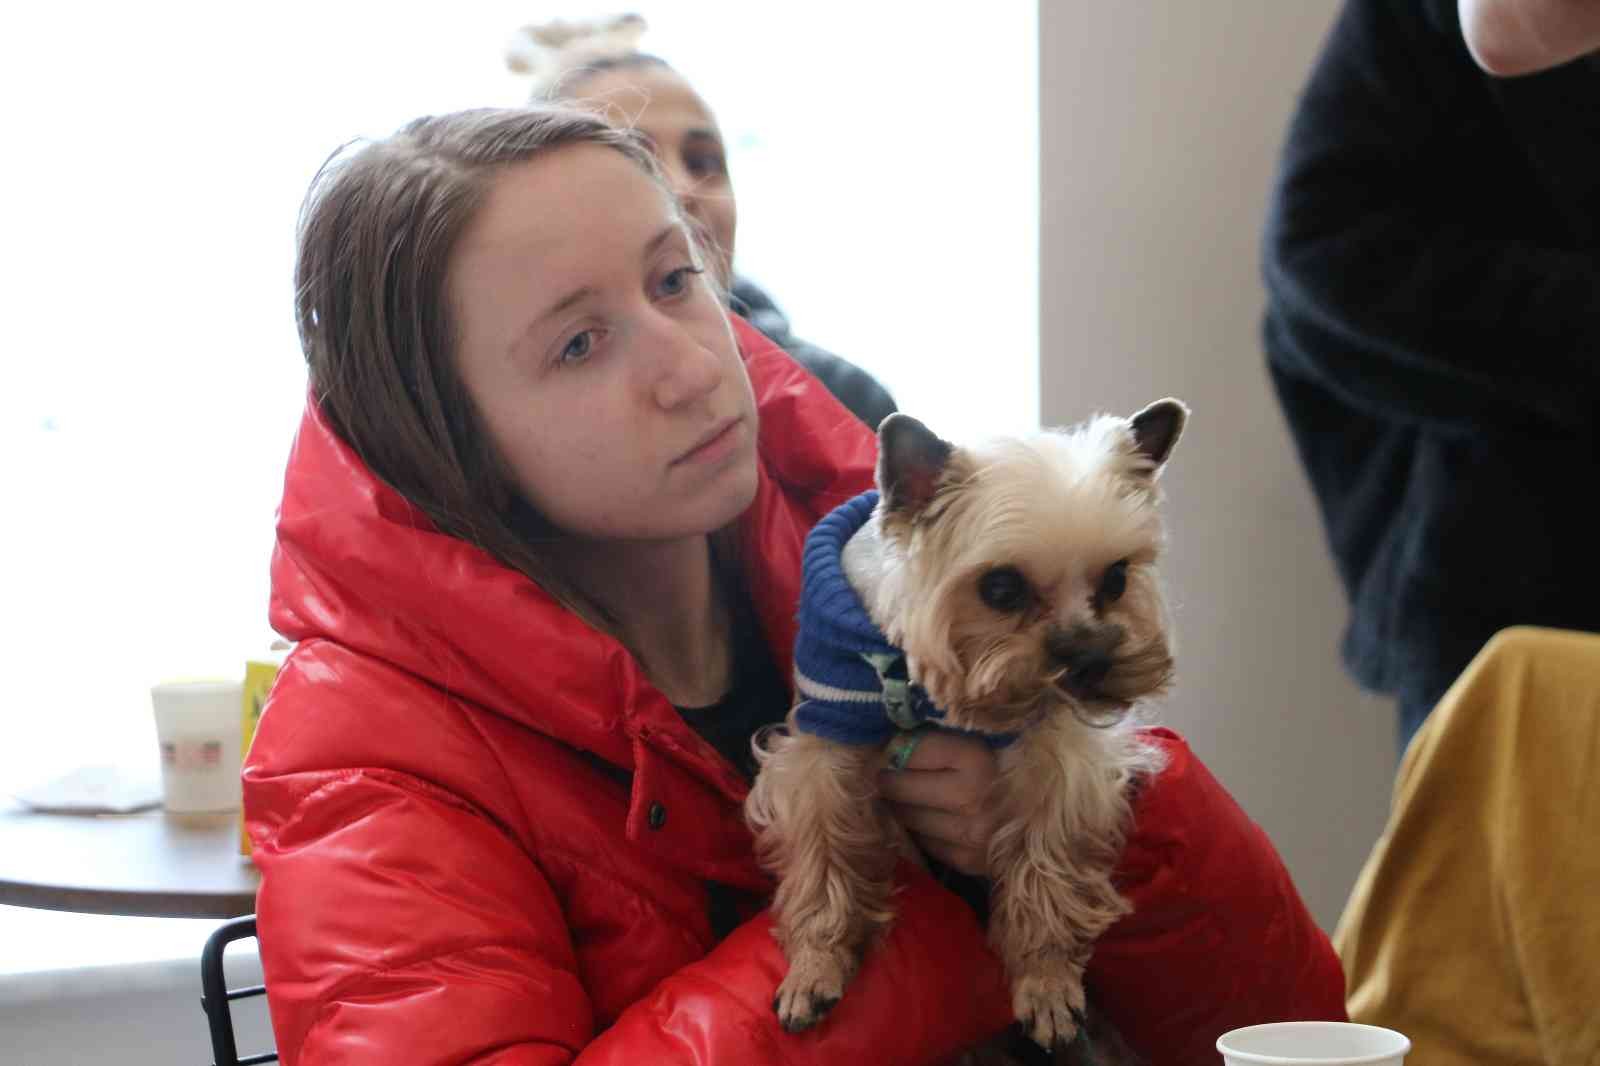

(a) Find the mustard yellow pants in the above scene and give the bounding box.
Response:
[1335,626,1600,1066]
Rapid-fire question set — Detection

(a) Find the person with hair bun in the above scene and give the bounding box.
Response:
[506,13,898,432]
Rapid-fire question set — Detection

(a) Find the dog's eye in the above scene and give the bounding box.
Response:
[979,566,1030,612]
[1098,560,1130,605]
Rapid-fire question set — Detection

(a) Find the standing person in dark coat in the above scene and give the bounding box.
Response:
[1261,0,1600,749]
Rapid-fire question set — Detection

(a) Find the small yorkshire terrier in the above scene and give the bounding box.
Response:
[746,399,1188,1053]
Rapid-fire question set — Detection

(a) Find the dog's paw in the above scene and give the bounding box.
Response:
[773,946,856,1033]
[1011,968,1087,1050]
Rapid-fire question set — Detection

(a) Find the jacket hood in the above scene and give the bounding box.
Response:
[269,314,878,780]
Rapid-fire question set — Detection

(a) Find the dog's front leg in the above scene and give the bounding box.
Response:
[746,729,897,1032]
[986,721,1135,1051]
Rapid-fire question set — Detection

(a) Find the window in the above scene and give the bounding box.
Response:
[3,0,1036,967]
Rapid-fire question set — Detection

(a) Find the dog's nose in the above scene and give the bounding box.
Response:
[1048,625,1122,696]
[1068,652,1112,692]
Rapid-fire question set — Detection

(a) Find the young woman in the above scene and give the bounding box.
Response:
[244,105,1345,1064]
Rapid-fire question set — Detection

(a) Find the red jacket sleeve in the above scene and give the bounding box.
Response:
[250,770,595,1064]
[1087,729,1348,1063]
[249,769,1012,1065]
[582,869,1012,1065]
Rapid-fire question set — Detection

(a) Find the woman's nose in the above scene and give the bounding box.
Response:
[650,321,722,410]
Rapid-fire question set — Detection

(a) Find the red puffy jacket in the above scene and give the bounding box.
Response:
[244,316,1345,1064]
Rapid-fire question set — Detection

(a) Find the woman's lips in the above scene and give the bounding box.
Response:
[673,417,742,466]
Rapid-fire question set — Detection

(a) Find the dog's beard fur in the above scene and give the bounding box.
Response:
[747,399,1188,1057]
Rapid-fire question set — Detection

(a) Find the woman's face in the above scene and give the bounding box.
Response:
[576,64,738,286]
[448,144,759,544]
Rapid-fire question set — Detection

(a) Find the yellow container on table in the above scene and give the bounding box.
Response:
[239,643,290,857]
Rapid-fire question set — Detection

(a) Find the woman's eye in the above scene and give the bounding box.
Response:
[657,265,703,298]
[559,331,594,365]
[685,153,727,179]
[1098,560,1130,606]
[978,566,1030,612]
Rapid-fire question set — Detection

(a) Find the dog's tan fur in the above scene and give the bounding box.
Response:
[747,400,1188,1050]
[989,711,1162,1046]
[746,733,905,1027]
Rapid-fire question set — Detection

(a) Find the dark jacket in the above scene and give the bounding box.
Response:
[1262,0,1600,713]
[245,315,1345,1064]
[731,276,898,431]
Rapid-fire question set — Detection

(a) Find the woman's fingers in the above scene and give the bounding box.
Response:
[878,731,998,809]
[890,802,979,848]
[879,764,981,810]
[889,801,993,877]
[879,730,990,774]
[877,731,1002,876]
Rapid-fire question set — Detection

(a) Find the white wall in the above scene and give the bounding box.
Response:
[1039,2,1393,931]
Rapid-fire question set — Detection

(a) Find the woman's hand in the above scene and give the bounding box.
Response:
[877,731,1002,877]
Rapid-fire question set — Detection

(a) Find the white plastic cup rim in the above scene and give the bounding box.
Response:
[1217,1022,1411,1065]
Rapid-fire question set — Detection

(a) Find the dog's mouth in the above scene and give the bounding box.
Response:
[1053,676,1132,705]
[1049,676,1135,727]
[1048,641,1174,713]
[1055,668,1118,704]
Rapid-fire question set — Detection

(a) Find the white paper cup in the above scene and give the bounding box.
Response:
[1217,1022,1410,1065]
[151,680,243,813]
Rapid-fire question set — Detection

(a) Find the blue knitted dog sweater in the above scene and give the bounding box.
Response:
[791,490,1017,748]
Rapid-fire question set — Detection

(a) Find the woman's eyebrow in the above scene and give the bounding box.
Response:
[531,281,595,332]
[641,223,680,259]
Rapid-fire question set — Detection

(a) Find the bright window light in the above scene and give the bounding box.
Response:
[1,0,1035,969]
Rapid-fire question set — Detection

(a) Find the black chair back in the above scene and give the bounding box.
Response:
[200,914,277,1065]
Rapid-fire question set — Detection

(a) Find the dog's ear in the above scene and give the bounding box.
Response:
[877,413,954,516]
[1128,398,1188,474]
